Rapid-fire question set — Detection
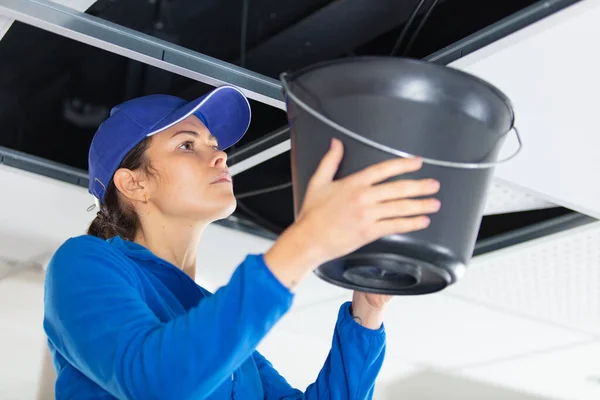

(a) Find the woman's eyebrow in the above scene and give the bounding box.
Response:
[171,130,218,144]
[171,130,198,139]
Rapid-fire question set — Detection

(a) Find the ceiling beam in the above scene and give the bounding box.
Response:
[170,0,331,62]
[242,0,446,77]
[176,0,439,98]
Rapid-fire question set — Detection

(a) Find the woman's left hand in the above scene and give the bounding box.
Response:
[350,291,392,330]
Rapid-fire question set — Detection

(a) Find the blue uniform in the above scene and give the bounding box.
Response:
[43,235,386,399]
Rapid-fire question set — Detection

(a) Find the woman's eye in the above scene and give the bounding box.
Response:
[178,140,194,151]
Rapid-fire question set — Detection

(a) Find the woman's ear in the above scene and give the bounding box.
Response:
[113,168,147,203]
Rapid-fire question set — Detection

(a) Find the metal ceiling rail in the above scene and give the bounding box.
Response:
[0,145,277,240]
[0,15,12,40]
[426,0,581,65]
[0,0,286,110]
[473,212,596,256]
[0,145,89,186]
[228,127,291,176]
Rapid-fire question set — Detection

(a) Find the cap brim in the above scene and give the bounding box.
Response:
[146,85,251,150]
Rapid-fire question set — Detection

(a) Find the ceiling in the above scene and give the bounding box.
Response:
[0,0,582,243]
[0,0,599,399]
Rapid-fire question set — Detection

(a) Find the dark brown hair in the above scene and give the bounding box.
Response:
[87,137,154,241]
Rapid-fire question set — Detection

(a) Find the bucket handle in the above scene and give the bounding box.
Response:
[280,72,522,170]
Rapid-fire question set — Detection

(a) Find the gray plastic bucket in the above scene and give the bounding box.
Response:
[281,57,521,296]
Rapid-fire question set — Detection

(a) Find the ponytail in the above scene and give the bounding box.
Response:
[87,137,153,241]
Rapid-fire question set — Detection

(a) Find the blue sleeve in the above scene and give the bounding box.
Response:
[254,301,386,399]
[43,236,293,400]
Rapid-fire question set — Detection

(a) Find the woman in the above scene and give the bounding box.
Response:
[43,85,441,399]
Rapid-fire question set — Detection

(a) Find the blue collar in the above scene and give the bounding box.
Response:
[107,235,155,260]
[107,235,186,276]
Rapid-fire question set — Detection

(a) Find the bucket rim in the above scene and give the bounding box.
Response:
[280,56,516,129]
[280,59,522,170]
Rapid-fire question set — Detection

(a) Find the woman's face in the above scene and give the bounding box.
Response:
[141,115,236,222]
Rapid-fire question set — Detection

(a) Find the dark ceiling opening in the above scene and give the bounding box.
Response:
[0,0,587,247]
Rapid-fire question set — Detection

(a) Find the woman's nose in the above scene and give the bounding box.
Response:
[210,150,228,167]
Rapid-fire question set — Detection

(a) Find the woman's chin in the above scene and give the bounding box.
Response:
[213,197,237,220]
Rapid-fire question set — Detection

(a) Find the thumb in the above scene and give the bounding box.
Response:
[308,138,344,188]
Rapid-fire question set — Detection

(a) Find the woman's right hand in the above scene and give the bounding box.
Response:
[264,138,441,291]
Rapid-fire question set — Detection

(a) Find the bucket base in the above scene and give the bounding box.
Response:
[314,253,458,295]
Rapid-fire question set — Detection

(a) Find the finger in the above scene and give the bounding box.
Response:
[368,216,431,240]
[350,157,424,186]
[370,198,441,220]
[365,178,440,203]
[308,138,344,189]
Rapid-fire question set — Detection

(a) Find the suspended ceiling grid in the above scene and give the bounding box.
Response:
[0,1,597,398]
[0,0,569,224]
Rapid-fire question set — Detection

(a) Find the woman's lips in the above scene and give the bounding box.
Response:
[212,172,232,184]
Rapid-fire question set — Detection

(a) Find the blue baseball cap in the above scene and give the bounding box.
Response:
[88,85,251,205]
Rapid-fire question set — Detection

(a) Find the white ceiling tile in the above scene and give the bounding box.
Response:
[450,0,600,218]
[0,269,45,334]
[0,166,95,259]
[257,328,334,391]
[448,221,600,335]
[278,293,591,369]
[458,341,600,400]
[259,311,421,394]
[484,182,554,215]
[383,295,591,369]
[378,369,553,400]
[0,228,57,266]
[0,323,46,400]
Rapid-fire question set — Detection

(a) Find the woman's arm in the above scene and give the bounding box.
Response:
[253,301,386,399]
[44,235,298,400]
[44,142,436,399]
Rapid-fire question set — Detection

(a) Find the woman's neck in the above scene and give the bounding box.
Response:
[133,215,206,279]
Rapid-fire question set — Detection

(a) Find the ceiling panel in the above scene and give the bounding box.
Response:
[459,341,600,400]
[447,221,600,336]
[0,322,45,400]
[450,0,600,218]
[484,181,554,215]
[0,270,46,400]
[0,269,45,333]
[378,369,552,400]
[0,165,95,260]
[275,292,592,370]
[257,326,421,393]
